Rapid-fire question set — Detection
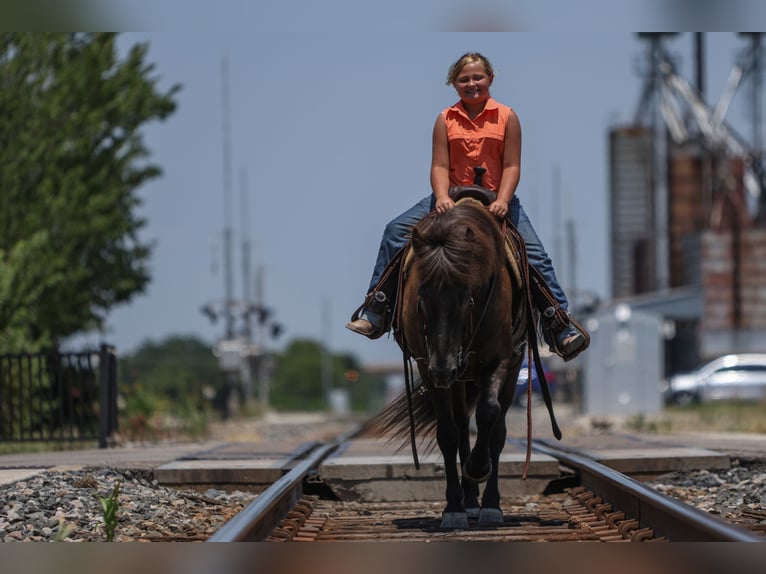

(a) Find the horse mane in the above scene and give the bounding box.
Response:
[411,202,503,290]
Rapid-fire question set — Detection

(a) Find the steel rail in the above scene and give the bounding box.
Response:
[532,438,764,542]
[207,425,360,542]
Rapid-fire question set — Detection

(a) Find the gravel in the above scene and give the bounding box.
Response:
[645,457,766,534]
[0,467,256,542]
[0,413,353,543]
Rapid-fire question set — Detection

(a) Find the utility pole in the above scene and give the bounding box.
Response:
[254,265,270,408]
[739,34,764,162]
[321,296,332,409]
[694,32,705,102]
[636,33,677,292]
[239,167,254,402]
[201,57,283,415]
[221,56,235,340]
[566,218,577,311]
[552,165,562,275]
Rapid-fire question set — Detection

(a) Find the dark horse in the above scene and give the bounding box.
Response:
[386,197,536,529]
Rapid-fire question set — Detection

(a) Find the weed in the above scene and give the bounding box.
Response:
[98,481,121,542]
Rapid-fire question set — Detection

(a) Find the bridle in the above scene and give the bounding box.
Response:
[416,273,498,378]
[456,272,497,376]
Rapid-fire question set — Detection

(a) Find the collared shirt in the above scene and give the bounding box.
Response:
[442,97,511,192]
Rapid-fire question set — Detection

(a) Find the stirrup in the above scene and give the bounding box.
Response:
[542,306,590,362]
[348,291,391,340]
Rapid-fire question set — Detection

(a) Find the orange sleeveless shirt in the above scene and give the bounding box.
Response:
[442,97,510,192]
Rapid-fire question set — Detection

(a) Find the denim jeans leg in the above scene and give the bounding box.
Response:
[507,196,569,310]
[366,195,434,293]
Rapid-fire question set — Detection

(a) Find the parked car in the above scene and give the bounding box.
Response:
[663,353,766,406]
[513,358,556,406]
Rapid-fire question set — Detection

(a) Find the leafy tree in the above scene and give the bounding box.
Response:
[270,338,385,412]
[0,33,179,351]
[119,335,221,404]
[270,339,327,411]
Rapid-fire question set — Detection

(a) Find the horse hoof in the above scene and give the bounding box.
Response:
[466,507,480,519]
[441,512,469,530]
[478,508,504,525]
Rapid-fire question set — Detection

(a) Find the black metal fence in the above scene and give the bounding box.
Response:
[0,344,118,448]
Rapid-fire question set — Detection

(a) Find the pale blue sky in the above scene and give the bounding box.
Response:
[67,3,764,367]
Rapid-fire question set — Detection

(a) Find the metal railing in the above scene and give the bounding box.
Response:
[0,344,117,448]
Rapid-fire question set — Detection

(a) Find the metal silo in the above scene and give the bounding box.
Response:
[609,126,655,298]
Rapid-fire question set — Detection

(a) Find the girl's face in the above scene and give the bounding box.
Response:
[452,61,493,106]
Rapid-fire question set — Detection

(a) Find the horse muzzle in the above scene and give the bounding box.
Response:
[428,365,457,388]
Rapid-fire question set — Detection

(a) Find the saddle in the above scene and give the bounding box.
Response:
[447,186,524,290]
[349,185,522,340]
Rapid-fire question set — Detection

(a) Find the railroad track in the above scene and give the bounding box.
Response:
[206,429,765,543]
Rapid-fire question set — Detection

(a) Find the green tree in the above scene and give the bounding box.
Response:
[119,335,221,403]
[0,33,179,351]
[270,338,385,412]
[270,339,327,411]
[118,335,221,439]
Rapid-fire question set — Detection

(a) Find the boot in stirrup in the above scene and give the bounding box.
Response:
[542,306,589,361]
[346,291,389,340]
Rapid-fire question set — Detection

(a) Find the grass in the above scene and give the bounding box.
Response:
[628,401,766,434]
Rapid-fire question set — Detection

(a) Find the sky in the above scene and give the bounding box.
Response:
[60,3,766,368]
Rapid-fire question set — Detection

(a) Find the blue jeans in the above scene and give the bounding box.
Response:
[366,194,569,310]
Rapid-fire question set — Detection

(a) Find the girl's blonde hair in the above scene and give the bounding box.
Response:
[446,52,494,85]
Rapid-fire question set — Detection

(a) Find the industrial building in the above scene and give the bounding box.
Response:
[608,33,766,374]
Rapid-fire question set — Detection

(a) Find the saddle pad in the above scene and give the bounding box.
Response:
[503,232,524,290]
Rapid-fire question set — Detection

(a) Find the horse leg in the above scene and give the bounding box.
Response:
[464,362,506,483]
[479,370,517,525]
[455,384,480,518]
[432,389,468,530]
[478,407,508,524]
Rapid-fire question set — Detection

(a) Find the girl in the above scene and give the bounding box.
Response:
[347,52,587,361]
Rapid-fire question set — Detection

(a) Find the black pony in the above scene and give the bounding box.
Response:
[375,198,559,529]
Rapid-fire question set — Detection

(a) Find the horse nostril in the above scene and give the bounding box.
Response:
[429,366,457,387]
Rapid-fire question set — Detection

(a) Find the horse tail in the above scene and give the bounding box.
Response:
[359,383,439,455]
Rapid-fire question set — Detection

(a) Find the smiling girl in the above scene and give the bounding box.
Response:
[347,52,587,361]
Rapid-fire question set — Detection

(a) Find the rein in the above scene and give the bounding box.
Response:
[457,272,497,377]
[508,219,562,478]
[396,248,421,470]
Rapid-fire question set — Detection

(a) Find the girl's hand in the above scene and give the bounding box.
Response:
[488,200,508,219]
[435,197,455,214]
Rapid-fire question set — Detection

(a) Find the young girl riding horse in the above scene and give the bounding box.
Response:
[347,52,588,361]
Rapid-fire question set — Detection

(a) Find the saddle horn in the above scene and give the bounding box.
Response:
[473,166,487,186]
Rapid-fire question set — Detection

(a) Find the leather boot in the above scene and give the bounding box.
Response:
[346,318,378,337]
[542,306,589,361]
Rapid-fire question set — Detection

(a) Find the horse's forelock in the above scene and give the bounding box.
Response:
[413,205,500,289]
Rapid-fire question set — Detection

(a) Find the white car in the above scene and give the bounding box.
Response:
[664,353,766,406]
